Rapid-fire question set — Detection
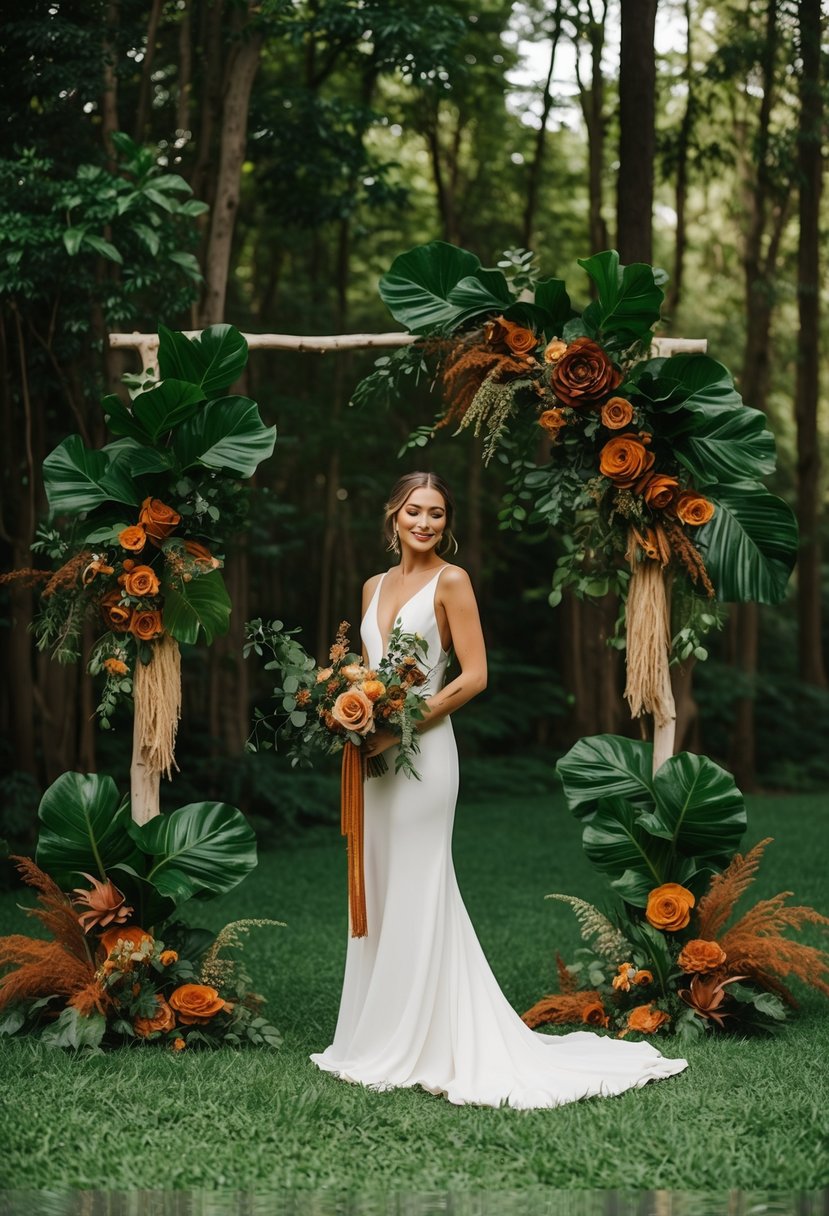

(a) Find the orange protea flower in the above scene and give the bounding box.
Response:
[71,872,134,932]
[538,408,567,438]
[642,474,679,510]
[123,565,160,598]
[159,949,179,966]
[619,1003,670,1037]
[646,882,696,931]
[581,1000,609,1028]
[678,939,728,974]
[99,924,154,957]
[118,525,147,553]
[678,971,747,1028]
[183,539,222,569]
[599,434,656,488]
[139,497,181,543]
[601,396,634,430]
[543,338,568,364]
[129,609,164,641]
[551,337,623,408]
[101,589,131,633]
[81,556,115,586]
[675,491,715,526]
[168,983,226,1024]
[134,996,176,1038]
[103,657,128,677]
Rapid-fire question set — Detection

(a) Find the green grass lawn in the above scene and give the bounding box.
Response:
[0,776,827,1195]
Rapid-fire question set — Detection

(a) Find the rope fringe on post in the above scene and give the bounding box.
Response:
[133,635,182,780]
[624,530,675,731]
[340,741,367,937]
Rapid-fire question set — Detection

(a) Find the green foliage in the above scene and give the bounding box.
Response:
[696,482,798,605]
[161,569,232,646]
[578,251,665,345]
[36,772,139,888]
[126,802,258,904]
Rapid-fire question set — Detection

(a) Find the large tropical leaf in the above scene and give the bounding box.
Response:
[43,435,138,514]
[640,751,746,862]
[581,796,669,887]
[36,772,141,888]
[172,396,276,479]
[578,251,664,343]
[103,438,174,478]
[695,481,798,603]
[102,393,152,443]
[556,734,655,819]
[157,324,249,397]
[379,241,514,334]
[131,379,206,440]
[162,569,231,645]
[127,802,257,903]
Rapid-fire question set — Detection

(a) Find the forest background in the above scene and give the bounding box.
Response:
[0,0,826,853]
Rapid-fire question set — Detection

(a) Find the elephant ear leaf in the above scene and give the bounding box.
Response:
[128,802,257,905]
[556,734,655,819]
[695,481,797,604]
[640,751,746,866]
[36,772,140,889]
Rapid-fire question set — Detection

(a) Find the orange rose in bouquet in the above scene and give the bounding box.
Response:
[551,337,622,408]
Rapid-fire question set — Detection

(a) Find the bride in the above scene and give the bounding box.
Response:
[310,470,688,1108]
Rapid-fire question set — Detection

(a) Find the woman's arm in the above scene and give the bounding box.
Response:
[417,565,487,733]
[360,574,382,665]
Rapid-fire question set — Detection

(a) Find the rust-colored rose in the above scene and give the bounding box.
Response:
[362,679,385,702]
[183,539,221,569]
[502,321,537,357]
[601,396,634,430]
[103,658,128,677]
[642,474,679,510]
[169,983,226,1024]
[134,996,176,1038]
[385,686,407,710]
[599,435,655,488]
[675,491,715,526]
[139,496,181,543]
[543,338,568,364]
[123,564,160,598]
[624,1003,670,1035]
[551,337,623,408]
[119,525,146,553]
[100,925,154,956]
[677,938,727,974]
[645,882,696,932]
[581,1000,609,1028]
[634,969,654,986]
[101,590,131,633]
[159,949,179,966]
[538,408,567,438]
[129,609,164,641]
[331,688,374,736]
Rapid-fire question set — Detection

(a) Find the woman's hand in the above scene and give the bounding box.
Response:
[362,727,398,759]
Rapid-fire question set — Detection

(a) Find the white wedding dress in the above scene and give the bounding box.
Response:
[310,566,688,1108]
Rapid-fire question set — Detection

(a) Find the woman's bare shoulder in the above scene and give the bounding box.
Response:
[363,572,386,595]
[437,564,474,595]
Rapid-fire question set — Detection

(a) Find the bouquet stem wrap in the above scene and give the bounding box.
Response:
[341,740,367,937]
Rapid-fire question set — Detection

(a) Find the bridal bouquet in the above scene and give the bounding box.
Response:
[245,618,432,779]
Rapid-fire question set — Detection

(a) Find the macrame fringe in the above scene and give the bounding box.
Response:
[133,634,182,779]
[624,530,675,730]
[341,741,367,938]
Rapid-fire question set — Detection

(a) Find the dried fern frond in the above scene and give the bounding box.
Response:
[556,952,577,994]
[439,339,530,429]
[0,937,94,1010]
[662,518,715,598]
[695,837,772,940]
[199,918,286,989]
[521,990,602,1029]
[10,855,90,964]
[68,976,114,1017]
[720,895,829,1000]
[546,894,632,962]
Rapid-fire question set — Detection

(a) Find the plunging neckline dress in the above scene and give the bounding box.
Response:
[310,566,688,1108]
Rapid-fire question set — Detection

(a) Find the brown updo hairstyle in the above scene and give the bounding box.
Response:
[383,472,458,557]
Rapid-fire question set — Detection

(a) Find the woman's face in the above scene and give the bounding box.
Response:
[395,486,447,557]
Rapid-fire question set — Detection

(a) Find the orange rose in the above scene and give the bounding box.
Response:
[642,474,679,510]
[129,609,164,641]
[100,925,154,956]
[134,996,176,1038]
[677,939,727,974]
[502,321,538,357]
[543,338,568,364]
[645,882,696,931]
[101,590,131,633]
[634,969,654,986]
[123,565,160,598]
[159,949,179,966]
[103,657,128,677]
[119,525,146,553]
[599,435,656,488]
[675,491,715,526]
[139,496,181,543]
[581,1000,609,1028]
[362,679,385,702]
[183,540,221,569]
[612,962,636,992]
[330,688,374,736]
[551,337,623,408]
[168,983,226,1024]
[623,1003,670,1035]
[538,408,567,438]
[601,396,634,430]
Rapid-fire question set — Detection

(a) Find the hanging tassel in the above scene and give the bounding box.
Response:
[624,529,676,732]
[340,741,367,938]
[133,634,182,780]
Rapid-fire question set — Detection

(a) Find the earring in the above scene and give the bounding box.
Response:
[392,527,400,556]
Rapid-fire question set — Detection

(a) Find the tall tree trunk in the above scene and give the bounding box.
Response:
[794,0,826,686]
[574,0,609,255]
[616,0,658,263]
[666,0,694,317]
[177,0,193,136]
[522,3,563,249]
[190,0,225,206]
[198,10,264,326]
[134,0,164,142]
[101,1,120,170]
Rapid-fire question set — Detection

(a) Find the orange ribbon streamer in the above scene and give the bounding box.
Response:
[340,740,367,937]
